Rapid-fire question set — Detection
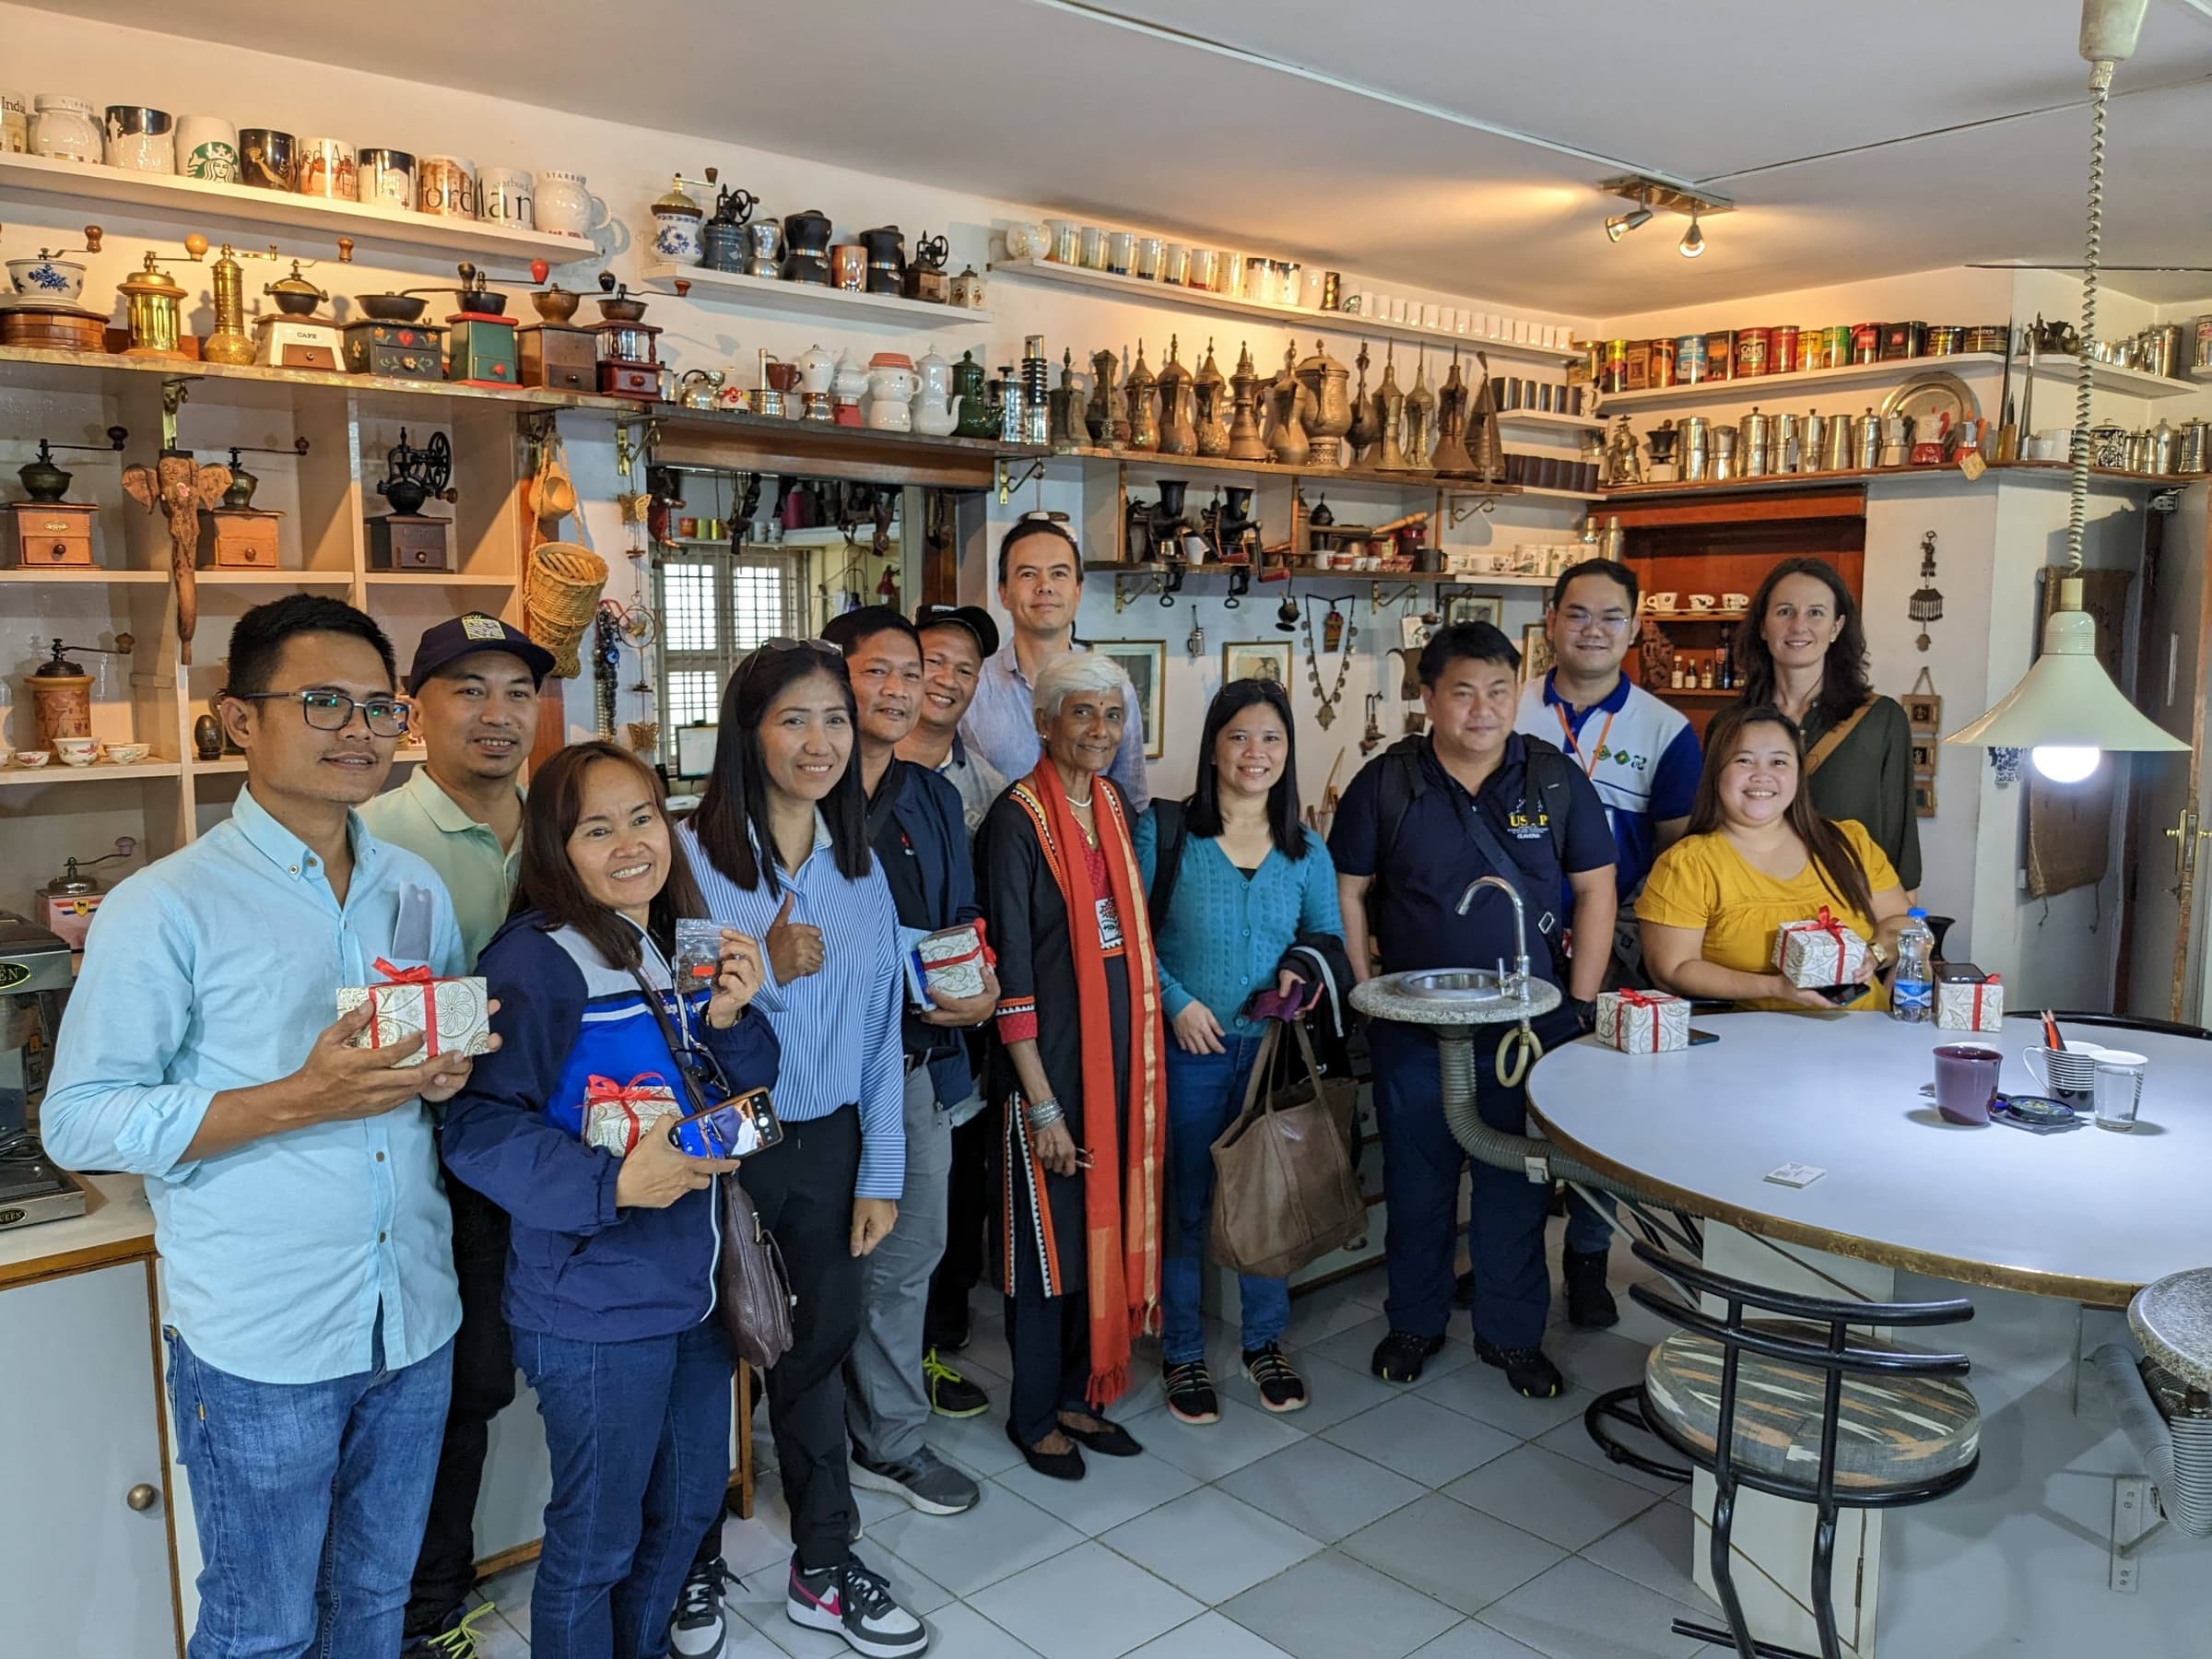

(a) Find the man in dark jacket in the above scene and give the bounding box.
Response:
[821,607,1000,1518]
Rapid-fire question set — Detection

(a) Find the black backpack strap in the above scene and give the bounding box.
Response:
[1147,799,1188,935]
[1519,735,1577,867]
[1374,739,1426,882]
[865,758,907,849]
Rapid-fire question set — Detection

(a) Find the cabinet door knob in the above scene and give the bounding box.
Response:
[126,1482,160,1512]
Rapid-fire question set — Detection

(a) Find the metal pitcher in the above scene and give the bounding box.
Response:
[2177,418,2210,475]
[1774,411,1801,475]
[1680,415,1711,481]
[1712,426,1738,482]
[1739,407,1771,477]
[1825,412,1858,473]
[1801,411,1827,474]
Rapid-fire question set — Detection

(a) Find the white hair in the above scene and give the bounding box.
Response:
[1032,650,1130,723]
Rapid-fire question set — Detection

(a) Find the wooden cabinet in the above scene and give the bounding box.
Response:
[0,1259,179,1657]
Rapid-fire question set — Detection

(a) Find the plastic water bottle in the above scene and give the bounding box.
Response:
[1890,908,1935,1023]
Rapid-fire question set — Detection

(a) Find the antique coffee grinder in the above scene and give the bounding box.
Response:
[5,429,125,571]
[199,237,260,366]
[0,226,106,352]
[196,441,306,569]
[700,170,758,273]
[1204,485,1261,565]
[117,248,194,359]
[436,263,520,387]
[36,835,137,950]
[518,273,596,392]
[1126,479,1203,565]
[25,636,134,750]
[252,255,344,371]
[368,429,454,571]
[593,274,663,400]
[903,232,950,304]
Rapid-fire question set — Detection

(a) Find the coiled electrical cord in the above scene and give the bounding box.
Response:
[2068,59,2113,578]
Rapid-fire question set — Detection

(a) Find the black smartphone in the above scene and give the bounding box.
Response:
[1936,961,1985,983]
[1812,982,1865,1006]
[1688,1028,1720,1046]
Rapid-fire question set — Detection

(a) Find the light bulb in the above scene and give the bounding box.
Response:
[1679,216,1705,258]
[1605,206,1652,243]
[2030,745,2102,782]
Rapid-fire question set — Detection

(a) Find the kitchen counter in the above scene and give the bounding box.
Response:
[0,1171,156,1289]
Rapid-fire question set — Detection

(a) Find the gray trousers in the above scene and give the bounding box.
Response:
[843,1065,952,1464]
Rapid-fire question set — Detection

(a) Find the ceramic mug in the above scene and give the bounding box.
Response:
[535,170,593,238]
[1688,594,1718,611]
[176,115,239,182]
[479,166,535,229]
[2024,1042,2105,1106]
[295,137,357,200]
[357,147,416,208]
[418,156,477,218]
[53,737,98,767]
[0,91,27,155]
[2090,1050,2147,1131]
[238,127,296,191]
[100,741,150,764]
[1932,1044,2001,1126]
[102,105,174,172]
[1644,591,1678,613]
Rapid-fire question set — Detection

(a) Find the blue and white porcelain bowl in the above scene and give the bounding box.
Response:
[6,253,88,303]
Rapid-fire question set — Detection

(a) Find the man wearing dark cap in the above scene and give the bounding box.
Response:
[901,603,1007,834]
[362,611,549,1658]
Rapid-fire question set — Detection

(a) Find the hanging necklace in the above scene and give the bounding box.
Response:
[1300,596,1357,728]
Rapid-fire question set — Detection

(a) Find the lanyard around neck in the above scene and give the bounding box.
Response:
[1553,700,1616,781]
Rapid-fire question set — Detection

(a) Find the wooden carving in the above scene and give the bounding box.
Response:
[124,453,231,664]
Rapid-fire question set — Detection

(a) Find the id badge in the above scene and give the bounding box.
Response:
[1094,895,1124,951]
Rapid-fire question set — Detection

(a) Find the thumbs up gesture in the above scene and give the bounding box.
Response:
[765,890,826,982]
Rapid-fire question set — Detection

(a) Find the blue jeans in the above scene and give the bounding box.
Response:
[1566,1189,1617,1255]
[520,1320,733,1659]
[165,1317,453,1659]
[1162,1032,1291,1363]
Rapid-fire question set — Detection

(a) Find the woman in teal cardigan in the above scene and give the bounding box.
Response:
[1135,678,1343,1429]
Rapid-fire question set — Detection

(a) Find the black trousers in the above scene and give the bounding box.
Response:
[1004,1201,1092,1448]
[702,1104,864,1575]
[925,1100,998,1348]
[404,1173,517,1636]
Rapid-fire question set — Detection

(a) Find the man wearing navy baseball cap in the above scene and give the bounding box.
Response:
[362,610,551,1658]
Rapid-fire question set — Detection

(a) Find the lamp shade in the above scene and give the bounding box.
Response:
[1944,599,2186,755]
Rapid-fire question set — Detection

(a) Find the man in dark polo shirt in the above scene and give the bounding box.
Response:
[1332,621,1616,1399]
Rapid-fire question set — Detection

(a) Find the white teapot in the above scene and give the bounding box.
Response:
[865,353,918,432]
[795,342,837,396]
[831,349,871,415]
[911,347,959,436]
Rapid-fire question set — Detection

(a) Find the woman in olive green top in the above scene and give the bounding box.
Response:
[1733,558,1921,892]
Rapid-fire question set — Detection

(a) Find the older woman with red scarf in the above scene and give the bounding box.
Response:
[975,650,1168,1481]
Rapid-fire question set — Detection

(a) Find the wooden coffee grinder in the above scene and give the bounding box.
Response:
[5,429,125,571]
[0,227,107,352]
[518,265,597,393]
[593,274,663,400]
[367,429,455,571]
[196,441,307,569]
[442,262,520,388]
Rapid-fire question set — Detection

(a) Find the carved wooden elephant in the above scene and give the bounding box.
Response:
[123,453,230,665]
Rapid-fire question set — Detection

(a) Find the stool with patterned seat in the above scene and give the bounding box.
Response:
[1608,1240,1981,1659]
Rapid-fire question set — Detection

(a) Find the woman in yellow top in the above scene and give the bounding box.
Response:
[1638,703,1911,1011]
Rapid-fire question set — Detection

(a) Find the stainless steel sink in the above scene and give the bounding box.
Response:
[1394,970,1514,1003]
[1351,965,1562,1028]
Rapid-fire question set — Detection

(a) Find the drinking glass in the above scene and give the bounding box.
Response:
[2091,1050,2147,1131]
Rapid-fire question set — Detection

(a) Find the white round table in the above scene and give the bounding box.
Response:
[1525,1010,2210,1307]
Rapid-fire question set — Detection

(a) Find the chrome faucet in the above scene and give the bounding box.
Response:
[1456,876,1530,997]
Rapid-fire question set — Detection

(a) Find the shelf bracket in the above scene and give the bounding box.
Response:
[1112,570,1165,613]
[1371,582,1420,614]
[1445,491,1500,527]
[159,379,192,452]
[996,457,1046,504]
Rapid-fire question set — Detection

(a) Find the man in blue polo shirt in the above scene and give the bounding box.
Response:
[1514,558,1700,1329]
[1333,622,1616,1399]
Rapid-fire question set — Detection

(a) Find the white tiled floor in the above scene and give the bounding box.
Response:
[465,1224,1735,1657]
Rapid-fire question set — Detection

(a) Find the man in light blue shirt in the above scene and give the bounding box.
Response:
[958,514,1150,809]
[42,595,489,1659]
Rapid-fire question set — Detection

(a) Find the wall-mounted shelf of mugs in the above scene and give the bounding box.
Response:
[0,150,594,265]
[635,262,994,328]
[1593,350,2192,413]
[1596,460,2193,502]
[988,258,1579,369]
[1495,409,1600,432]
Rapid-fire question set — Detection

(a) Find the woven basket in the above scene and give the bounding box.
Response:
[524,541,607,677]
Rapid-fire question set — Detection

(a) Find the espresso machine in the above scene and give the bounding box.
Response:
[0,913,88,1230]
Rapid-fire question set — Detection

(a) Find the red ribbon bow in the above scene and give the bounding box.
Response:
[1608,986,1673,1049]
[923,918,994,974]
[1962,973,2001,1028]
[367,957,443,1054]
[585,1072,675,1152]
[1783,907,1852,981]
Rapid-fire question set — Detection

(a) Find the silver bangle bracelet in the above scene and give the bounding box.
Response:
[1024,1097,1065,1131]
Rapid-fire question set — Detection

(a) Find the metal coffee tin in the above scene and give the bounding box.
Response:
[1771,325,1799,377]
[1961,324,2010,355]
[2147,323,2184,380]
[1881,321,1925,359]
[1649,336,1677,389]
[1626,340,1652,390]
[1601,339,1630,394]
[2192,317,2212,377]
[1851,323,1882,364]
[1676,334,1707,383]
[1924,324,1965,356]
[1735,327,1771,378]
[1797,330,1825,373]
[1705,331,1735,381]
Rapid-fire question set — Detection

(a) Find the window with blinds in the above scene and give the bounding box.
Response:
[653,548,803,775]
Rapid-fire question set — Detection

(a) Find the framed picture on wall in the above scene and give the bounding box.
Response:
[1521,622,1555,686]
[1221,640,1293,692]
[1098,640,1167,759]
[1446,594,1502,629]
[1913,777,1937,817]
[1905,695,1942,729]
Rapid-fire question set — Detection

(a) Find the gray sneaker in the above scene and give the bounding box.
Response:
[850,1445,980,1516]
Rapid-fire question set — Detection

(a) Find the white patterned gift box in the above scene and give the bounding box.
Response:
[916,921,991,1003]
[1936,973,2004,1032]
[335,960,493,1065]
[581,1074,683,1156]
[1594,988,1691,1053]
[1772,907,1870,988]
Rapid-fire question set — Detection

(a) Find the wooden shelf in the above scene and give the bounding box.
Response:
[1597,356,2007,412]
[0,757,181,786]
[637,263,993,327]
[1047,443,1517,497]
[1599,461,2194,502]
[362,571,517,586]
[196,568,354,586]
[1496,409,1600,431]
[0,566,167,582]
[989,257,1576,367]
[1644,609,1748,622]
[0,149,596,265]
[1512,485,1606,502]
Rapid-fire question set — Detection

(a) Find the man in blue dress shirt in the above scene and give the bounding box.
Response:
[43,595,491,1659]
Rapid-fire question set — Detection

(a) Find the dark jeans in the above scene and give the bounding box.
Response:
[1005,1206,1092,1447]
[1371,1012,1575,1349]
[1161,1033,1289,1362]
[520,1320,733,1659]
[405,1174,516,1637]
[925,1098,998,1348]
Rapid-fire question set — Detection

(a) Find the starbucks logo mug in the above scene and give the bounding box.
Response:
[176,115,239,182]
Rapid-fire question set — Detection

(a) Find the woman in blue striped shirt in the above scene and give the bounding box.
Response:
[676,640,925,1659]
[1135,678,1344,1428]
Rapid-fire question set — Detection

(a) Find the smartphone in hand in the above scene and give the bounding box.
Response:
[668,1087,782,1160]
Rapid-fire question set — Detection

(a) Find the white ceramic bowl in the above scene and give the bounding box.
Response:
[101,742,151,764]
[53,737,98,766]
[12,749,50,768]
[6,253,87,303]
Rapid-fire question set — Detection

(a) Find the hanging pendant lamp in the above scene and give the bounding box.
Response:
[1945,0,2187,782]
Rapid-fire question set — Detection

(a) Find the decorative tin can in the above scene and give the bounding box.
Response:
[1771,324,1798,376]
[1824,324,1853,367]
[1851,323,1883,364]
[1601,339,1629,394]
[1676,334,1707,384]
[1924,324,1965,356]
[1961,324,2011,355]
[1881,321,1925,359]
[1649,336,1677,389]
[1735,326,1771,378]
[1625,340,1652,391]
[1705,331,1735,380]
[1797,329,1824,372]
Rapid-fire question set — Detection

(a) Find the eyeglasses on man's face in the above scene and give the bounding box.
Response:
[225,688,411,737]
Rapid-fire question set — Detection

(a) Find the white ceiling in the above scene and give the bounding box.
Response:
[41,0,2212,314]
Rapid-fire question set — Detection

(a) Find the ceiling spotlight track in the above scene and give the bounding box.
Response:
[1605,193,1653,242]
[1597,174,1730,250]
[1678,212,1705,258]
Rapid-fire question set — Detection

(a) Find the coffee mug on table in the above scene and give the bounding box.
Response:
[479,166,535,229]
[2090,1049,2147,1131]
[1932,1044,2001,1125]
[295,137,357,199]
[2023,1042,2104,1106]
[176,114,239,181]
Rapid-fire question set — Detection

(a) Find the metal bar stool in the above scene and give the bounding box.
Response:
[1606,1240,1982,1659]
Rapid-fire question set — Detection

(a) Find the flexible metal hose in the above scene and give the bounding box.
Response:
[2092,1344,2212,1539]
[2067,60,2112,578]
[1435,1024,1648,1204]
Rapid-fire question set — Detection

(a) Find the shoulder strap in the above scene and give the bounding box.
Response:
[1805,700,1876,779]
[865,759,907,848]
[628,964,727,1111]
[1147,799,1188,934]
[1521,736,1577,865]
[1377,740,1426,874]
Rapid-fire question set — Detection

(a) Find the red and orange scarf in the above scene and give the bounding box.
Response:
[1008,762,1167,1408]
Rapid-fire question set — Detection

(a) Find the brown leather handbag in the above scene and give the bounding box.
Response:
[1208,1018,1367,1280]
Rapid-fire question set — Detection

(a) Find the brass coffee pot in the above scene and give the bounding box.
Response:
[1294,338,1351,465]
[1156,335,1196,456]
[1345,344,1377,463]
[1265,341,1312,465]
[1227,344,1267,462]
[1194,340,1230,457]
[1402,347,1436,471]
[1124,340,1159,453]
[1372,345,1408,470]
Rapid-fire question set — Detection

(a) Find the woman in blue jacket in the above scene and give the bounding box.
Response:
[442,740,777,1659]
[1135,678,1344,1428]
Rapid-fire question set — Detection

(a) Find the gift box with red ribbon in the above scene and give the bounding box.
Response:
[915,920,993,1005]
[582,1072,683,1156]
[1772,907,1870,989]
[1936,972,2005,1033]
[335,959,493,1065]
[1594,987,1691,1053]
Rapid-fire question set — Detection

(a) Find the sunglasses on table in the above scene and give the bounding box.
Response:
[224,688,411,737]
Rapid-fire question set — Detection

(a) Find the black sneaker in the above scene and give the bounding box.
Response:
[1164,1359,1220,1424]
[668,1554,730,1657]
[1562,1247,1620,1329]
[923,1348,988,1418]
[787,1555,929,1657]
[1474,1335,1565,1398]
[400,1602,502,1659]
[1371,1329,1447,1383]
[1242,1344,1309,1413]
[850,1446,980,1516]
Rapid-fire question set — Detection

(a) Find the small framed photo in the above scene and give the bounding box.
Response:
[1521,621,1555,686]
[1905,695,1942,730]
[1097,640,1167,759]
[1446,594,1502,629]
[1221,640,1293,692]
[1910,738,1937,773]
[1913,777,1937,818]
